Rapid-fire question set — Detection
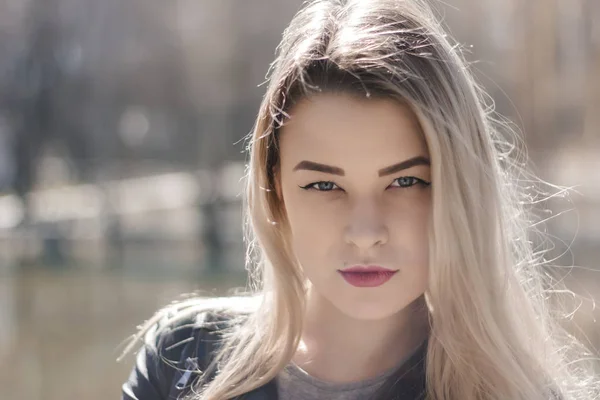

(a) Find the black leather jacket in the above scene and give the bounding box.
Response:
[121,309,427,400]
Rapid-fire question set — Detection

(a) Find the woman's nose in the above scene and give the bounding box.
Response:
[343,201,389,250]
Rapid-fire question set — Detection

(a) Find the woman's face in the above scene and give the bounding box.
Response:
[277,93,431,320]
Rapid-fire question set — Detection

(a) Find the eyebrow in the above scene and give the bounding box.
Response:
[292,156,430,177]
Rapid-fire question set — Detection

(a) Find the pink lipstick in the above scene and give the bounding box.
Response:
[338,265,398,288]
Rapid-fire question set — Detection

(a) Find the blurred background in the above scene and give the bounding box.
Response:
[0,0,598,398]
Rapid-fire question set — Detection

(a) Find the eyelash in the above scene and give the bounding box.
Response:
[299,177,431,192]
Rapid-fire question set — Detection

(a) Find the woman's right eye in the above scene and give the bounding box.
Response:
[299,181,340,191]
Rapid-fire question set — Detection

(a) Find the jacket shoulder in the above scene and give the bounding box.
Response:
[122,296,255,400]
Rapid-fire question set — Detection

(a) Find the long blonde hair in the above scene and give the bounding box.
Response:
[122,0,598,399]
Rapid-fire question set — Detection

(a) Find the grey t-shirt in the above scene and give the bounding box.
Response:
[276,344,423,400]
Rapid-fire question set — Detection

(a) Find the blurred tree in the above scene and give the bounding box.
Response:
[11,0,91,215]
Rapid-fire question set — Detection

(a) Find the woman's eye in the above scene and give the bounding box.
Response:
[390,176,429,188]
[300,181,339,191]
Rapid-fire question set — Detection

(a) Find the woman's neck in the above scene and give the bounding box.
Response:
[292,290,429,384]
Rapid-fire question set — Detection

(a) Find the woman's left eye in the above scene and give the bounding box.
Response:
[389,176,430,188]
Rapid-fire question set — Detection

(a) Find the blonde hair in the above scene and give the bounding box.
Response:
[122,0,598,399]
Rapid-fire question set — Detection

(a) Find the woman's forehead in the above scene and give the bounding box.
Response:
[279,93,429,164]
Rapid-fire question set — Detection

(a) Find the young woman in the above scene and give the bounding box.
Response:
[120,0,598,399]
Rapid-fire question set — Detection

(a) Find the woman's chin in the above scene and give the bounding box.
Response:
[332,297,409,321]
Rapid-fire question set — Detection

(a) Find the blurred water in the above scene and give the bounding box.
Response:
[0,262,247,400]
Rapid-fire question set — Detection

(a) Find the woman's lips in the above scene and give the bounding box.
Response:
[338,265,398,288]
